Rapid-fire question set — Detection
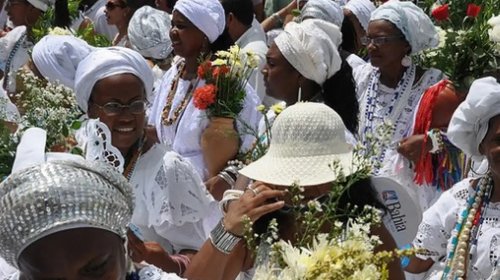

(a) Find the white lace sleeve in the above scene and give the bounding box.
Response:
[138,265,185,280]
[413,179,470,261]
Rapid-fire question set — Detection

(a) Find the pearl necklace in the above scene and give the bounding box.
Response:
[360,64,416,169]
[441,175,493,280]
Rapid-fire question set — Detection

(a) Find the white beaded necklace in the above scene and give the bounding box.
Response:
[359,64,416,169]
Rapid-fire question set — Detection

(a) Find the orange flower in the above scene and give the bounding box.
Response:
[197,61,212,78]
[193,84,217,110]
[213,65,230,78]
[431,4,449,21]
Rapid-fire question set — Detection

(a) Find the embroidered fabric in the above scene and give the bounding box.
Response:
[76,118,125,173]
[413,178,500,280]
[129,144,221,252]
[148,58,261,180]
[137,265,185,280]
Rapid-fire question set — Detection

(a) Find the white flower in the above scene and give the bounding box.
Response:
[488,15,500,43]
[48,27,72,36]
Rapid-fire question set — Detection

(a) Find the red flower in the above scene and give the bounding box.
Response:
[197,61,212,78]
[213,65,230,78]
[193,84,217,110]
[466,3,481,18]
[431,4,449,21]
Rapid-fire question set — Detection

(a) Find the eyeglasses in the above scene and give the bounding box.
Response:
[105,1,126,10]
[91,100,146,116]
[360,36,405,46]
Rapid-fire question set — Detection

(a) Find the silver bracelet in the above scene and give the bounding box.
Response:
[210,219,242,254]
[218,171,235,188]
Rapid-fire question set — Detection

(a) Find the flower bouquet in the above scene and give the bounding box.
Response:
[193,45,259,177]
[418,0,499,91]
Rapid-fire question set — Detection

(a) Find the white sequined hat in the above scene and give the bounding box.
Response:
[0,159,134,268]
[240,102,353,186]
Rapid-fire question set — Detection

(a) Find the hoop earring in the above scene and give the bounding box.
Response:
[401,55,412,67]
[297,86,302,102]
[470,159,489,176]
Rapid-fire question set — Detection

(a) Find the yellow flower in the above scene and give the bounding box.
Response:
[215,50,231,58]
[48,27,72,36]
[212,58,227,66]
[256,104,266,112]
[271,103,284,115]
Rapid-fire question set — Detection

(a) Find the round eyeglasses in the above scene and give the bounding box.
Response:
[92,100,146,116]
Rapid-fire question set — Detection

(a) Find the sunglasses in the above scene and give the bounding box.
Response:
[91,100,146,116]
[105,1,126,10]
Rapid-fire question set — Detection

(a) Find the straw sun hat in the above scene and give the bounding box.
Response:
[239,102,354,186]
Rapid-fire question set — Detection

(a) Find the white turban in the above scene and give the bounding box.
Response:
[32,35,95,89]
[344,0,375,32]
[448,77,500,159]
[27,0,55,11]
[74,47,154,113]
[128,6,173,60]
[371,1,438,54]
[274,19,342,86]
[301,0,344,28]
[173,0,225,43]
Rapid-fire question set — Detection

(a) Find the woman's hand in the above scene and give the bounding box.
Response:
[223,182,286,236]
[397,134,432,163]
[127,230,170,265]
[205,175,231,201]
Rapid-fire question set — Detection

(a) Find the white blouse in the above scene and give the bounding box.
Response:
[148,58,261,180]
[130,144,221,253]
[413,178,500,279]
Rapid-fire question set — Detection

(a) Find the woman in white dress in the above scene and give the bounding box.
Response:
[0,159,183,280]
[354,1,445,210]
[73,46,219,275]
[148,0,261,181]
[406,77,500,280]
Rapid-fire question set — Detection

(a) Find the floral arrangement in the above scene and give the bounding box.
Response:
[0,71,82,177]
[31,0,111,47]
[488,14,500,53]
[193,45,259,118]
[243,122,403,279]
[418,0,499,90]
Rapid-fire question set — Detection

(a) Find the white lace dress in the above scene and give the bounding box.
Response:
[129,144,221,253]
[148,58,261,180]
[413,178,500,280]
[354,63,443,211]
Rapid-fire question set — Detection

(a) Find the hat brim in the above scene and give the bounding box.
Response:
[239,152,354,187]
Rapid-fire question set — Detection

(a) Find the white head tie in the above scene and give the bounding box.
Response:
[74,47,154,112]
[274,19,342,86]
[173,0,225,43]
[32,35,95,89]
[301,0,344,27]
[128,6,173,60]
[27,0,55,11]
[448,77,500,160]
[344,0,376,32]
[370,0,438,54]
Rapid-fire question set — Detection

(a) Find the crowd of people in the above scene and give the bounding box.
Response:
[0,0,499,279]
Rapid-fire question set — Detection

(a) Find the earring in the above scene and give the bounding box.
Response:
[297,86,302,102]
[401,55,412,67]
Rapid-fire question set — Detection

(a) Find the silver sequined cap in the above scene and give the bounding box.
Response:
[0,159,134,268]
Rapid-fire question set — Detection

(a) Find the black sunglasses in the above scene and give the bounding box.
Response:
[105,1,126,10]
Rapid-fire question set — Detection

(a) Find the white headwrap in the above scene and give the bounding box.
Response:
[32,35,95,89]
[27,0,55,11]
[173,0,225,43]
[370,1,438,54]
[344,0,375,32]
[448,77,500,159]
[74,47,154,113]
[274,19,342,86]
[301,0,344,28]
[128,6,173,60]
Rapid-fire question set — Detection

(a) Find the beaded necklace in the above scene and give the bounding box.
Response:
[360,64,416,168]
[441,175,493,280]
[161,62,200,126]
[123,135,146,181]
[3,33,27,91]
